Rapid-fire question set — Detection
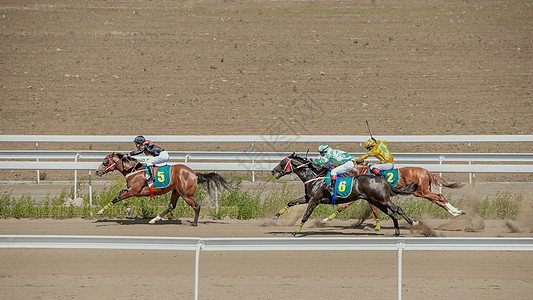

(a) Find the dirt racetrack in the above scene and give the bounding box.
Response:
[1,0,533,299]
[1,217,533,300]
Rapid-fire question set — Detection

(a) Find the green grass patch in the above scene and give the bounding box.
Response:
[0,181,526,221]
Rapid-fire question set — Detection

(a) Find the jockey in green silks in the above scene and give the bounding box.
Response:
[355,138,394,177]
[313,144,355,194]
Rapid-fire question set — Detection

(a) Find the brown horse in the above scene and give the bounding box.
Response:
[95,152,230,226]
[320,162,465,226]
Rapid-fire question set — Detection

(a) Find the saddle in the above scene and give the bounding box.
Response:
[330,161,369,177]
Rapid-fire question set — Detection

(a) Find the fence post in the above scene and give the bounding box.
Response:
[194,240,204,300]
[251,142,255,182]
[397,240,405,300]
[36,142,40,184]
[74,152,80,199]
[439,155,444,194]
[468,142,472,184]
[89,170,93,217]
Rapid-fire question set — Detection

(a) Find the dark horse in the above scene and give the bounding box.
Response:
[320,161,466,226]
[271,153,419,236]
[95,152,230,226]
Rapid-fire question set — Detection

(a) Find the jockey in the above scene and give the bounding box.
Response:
[355,138,394,177]
[313,144,355,194]
[129,135,169,182]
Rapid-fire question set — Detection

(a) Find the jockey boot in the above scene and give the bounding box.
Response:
[371,168,383,177]
[326,174,337,195]
[146,165,154,182]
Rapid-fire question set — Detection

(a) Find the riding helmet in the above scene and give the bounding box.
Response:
[134,135,146,144]
[364,138,376,149]
[318,144,330,153]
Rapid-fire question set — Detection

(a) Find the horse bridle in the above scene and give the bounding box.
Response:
[280,156,315,175]
[101,154,118,173]
[102,154,141,174]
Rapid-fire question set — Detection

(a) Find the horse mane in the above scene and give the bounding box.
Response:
[289,153,327,174]
[115,152,139,164]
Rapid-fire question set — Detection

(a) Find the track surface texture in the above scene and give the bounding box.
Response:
[1,0,532,299]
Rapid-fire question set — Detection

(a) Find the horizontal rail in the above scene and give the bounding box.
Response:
[0,161,531,173]
[1,150,532,162]
[1,135,532,143]
[1,236,532,251]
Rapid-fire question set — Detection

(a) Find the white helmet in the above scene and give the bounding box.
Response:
[318,144,330,154]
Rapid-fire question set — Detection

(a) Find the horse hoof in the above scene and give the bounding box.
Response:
[272,215,279,220]
[412,220,419,226]
[96,209,104,215]
[320,218,328,224]
[149,220,156,224]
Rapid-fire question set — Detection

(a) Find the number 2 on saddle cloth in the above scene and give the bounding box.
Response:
[326,164,400,204]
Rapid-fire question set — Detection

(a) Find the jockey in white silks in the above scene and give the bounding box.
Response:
[313,144,355,194]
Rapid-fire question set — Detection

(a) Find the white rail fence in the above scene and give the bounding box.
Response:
[1,235,532,300]
[1,135,532,197]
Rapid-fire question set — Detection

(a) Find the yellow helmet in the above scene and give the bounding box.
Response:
[364,138,376,149]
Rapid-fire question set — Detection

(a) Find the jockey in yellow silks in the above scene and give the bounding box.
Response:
[355,138,394,177]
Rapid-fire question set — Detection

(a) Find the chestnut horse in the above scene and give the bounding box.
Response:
[320,162,465,226]
[95,152,230,226]
[271,153,418,236]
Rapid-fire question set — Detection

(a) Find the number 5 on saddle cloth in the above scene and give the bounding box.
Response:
[145,165,171,188]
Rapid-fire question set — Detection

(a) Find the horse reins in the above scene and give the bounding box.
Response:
[283,157,326,184]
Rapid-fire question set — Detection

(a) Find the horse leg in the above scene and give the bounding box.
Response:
[370,204,381,231]
[294,197,320,236]
[179,193,200,226]
[321,201,354,224]
[273,195,308,220]
[97,189,132,215]
[396,206,418,226]
[415,189,465,217]
[150,189,179,224]
[369,200,402,236]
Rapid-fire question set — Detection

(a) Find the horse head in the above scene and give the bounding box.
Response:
[96,152,138,176]
[271,152,315,179]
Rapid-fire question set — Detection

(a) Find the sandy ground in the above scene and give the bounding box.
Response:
[1,0,533,299]
[1,217,533,300]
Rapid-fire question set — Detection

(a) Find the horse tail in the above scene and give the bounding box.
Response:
[196,172,232,196]
[390,181,418,195]
[427,172,465,190]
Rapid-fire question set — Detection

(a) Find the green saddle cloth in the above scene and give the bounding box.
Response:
[382,168,400,187]
[145,165,171,188]
[325,172,354,199]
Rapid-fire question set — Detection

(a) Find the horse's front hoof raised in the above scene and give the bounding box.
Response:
[96,209,104,215]
[272,215,279,220]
